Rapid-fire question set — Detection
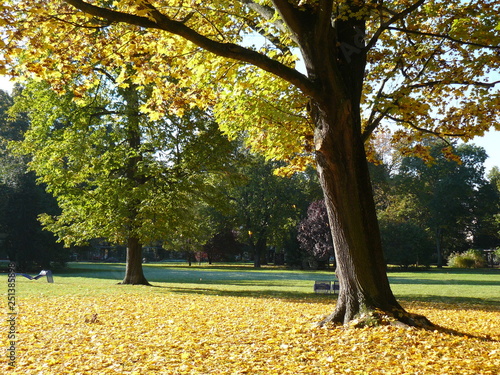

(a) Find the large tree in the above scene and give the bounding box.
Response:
[11,80,234,284]
[395,142,500,263]
[3,0,499,326]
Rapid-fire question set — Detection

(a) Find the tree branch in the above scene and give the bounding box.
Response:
[366,0,427,51]
[63,0,317,98]
[408,79,500,89]
[238,0,298,44]
[387,27,500,50]
[270,0,309,40]
[386,114,466,138]
[362,63,399,141]
[362,109,390,142]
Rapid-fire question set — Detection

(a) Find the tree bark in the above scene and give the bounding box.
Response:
[299,9,433,327]
[120,236,150,285]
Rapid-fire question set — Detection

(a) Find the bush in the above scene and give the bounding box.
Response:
[447,249,486,268]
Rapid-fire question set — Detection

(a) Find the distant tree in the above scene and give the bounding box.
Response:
[297,200,334,269]
[390,141,498,266]
[226,154,311,268]
[379,221,433,268]
[202,229,243,264]
[486,167,500,244]
[488,167,500,192]
[0,89,67,270]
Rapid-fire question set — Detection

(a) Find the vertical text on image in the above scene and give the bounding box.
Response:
[7,262,17,367]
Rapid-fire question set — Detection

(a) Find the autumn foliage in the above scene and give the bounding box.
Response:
[2,290,499,374]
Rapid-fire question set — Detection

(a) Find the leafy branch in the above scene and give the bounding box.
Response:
[63,0,317,98]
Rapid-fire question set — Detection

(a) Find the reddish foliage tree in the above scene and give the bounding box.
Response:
[297,200,334,266]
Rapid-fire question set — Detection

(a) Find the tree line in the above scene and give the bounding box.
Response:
[2,86,498,276]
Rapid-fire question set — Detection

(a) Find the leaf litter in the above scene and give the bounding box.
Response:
[2,294,498,374]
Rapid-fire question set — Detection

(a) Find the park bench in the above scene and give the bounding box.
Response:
[314,280,339,294]
[17,270,54,283]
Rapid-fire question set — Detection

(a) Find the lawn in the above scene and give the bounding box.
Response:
[1,262,499,374]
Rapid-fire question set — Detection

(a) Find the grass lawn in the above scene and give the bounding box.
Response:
[1,262,499,374]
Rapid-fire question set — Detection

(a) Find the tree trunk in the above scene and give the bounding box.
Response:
[253,235,267,268]
[253,244,261,268]
[299,12,433,328]
[313,99,432,327]
[435,227,443,268]
[120,236,150,285]
[117,82,151,286]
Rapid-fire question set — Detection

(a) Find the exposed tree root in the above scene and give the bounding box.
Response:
[315,307,499,343]
[316,308,435,330]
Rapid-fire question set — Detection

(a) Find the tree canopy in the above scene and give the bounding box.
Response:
[2,1,499,165]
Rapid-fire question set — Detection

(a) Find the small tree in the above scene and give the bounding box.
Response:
[202,229,243,264]
[297,200,334,269]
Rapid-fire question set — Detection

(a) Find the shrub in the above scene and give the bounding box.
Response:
[447,249,486,268]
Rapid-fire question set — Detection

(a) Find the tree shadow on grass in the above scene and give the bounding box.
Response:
[398,295,500,311]
[389,277,500,287]
[152,284,337,304]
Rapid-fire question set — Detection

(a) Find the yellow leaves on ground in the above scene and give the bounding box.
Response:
[1,294,499,374]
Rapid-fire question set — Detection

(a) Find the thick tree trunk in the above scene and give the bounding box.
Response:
[290,7,434,328]
[120,236,150,285]
[312,98,432,328]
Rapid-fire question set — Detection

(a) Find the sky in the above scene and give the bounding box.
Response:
[1,75,499,174]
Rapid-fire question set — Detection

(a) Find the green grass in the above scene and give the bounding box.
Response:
[2,261,499,306]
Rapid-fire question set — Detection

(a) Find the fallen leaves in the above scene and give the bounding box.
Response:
[1,294,499,374]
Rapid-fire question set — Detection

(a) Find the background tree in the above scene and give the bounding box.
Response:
[3,0,500,326]
[202,229,243,264]
[489,167,500,192]
[297,200,334,269]
[397,142,497,266]
[375,140,500,267]
[0,89,67,270]
[11,80,235,284]
[486,167,500,244]
[226,154,310,268]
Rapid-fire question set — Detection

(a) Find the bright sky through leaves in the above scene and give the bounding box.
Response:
[1,73,498,173]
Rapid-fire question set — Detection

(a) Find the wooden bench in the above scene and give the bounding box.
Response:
[314,280,339,294]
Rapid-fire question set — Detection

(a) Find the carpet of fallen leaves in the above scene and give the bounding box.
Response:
[2,293,499,374]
